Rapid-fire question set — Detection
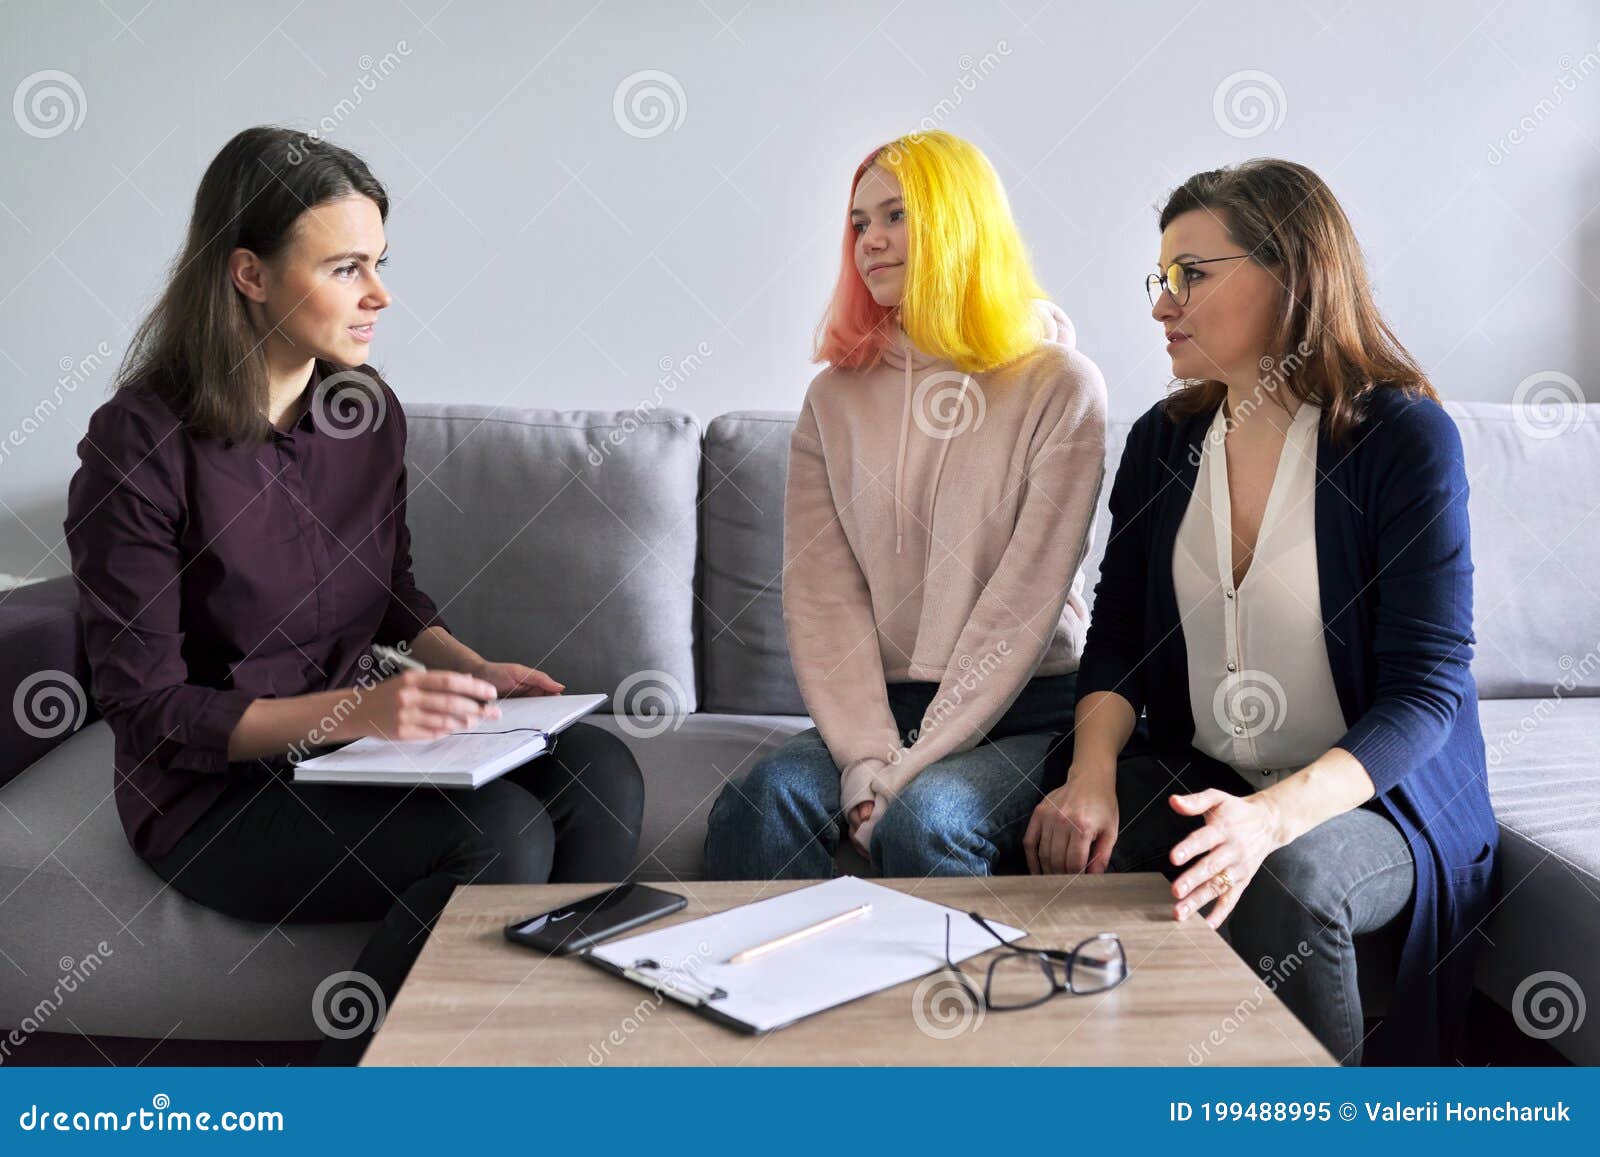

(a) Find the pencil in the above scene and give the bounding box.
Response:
[725,903,872,964]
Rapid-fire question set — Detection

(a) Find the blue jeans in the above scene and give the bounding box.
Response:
[704,672,1077,879]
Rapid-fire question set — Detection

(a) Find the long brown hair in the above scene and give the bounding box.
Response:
[116,126,388,443]
[1158,158,1435,441]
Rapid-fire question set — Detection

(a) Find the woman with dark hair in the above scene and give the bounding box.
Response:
[63,126,643,1063]
[1025,158,1498,1065]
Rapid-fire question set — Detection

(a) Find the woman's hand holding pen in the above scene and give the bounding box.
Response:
[330,670,503,743]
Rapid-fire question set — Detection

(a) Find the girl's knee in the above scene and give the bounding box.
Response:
[871,794,982,876]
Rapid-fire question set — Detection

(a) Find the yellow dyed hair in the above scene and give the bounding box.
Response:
[818,130,1048,373]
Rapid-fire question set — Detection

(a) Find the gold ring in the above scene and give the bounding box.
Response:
[1213,868,1233,895]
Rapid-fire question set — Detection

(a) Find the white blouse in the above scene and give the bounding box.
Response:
[1172,401,1347,791]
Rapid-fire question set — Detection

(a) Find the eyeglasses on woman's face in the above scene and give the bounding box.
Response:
[1145,254,1251,308]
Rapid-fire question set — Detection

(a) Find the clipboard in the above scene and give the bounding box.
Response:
[580,877,1026,1034]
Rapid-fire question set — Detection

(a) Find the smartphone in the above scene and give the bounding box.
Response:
[503,883,686,955]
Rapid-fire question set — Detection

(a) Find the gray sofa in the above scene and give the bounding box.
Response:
[2,401,1596,1064]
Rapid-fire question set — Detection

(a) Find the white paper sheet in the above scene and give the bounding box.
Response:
[587,876,1026,1032]
[293,693,607,786]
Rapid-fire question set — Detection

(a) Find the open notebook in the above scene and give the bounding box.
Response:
[292,693,607,788]
[583,876,1026,1034]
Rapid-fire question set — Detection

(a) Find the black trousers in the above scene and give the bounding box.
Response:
[144,722,644,1064]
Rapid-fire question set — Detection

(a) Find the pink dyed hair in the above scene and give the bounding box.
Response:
[812,147,897,369]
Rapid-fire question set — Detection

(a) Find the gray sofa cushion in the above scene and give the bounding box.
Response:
[0,712,819,1041]
[1449,402,1600,698]
[0,711,818,1041]
[698,413,806,715]
[0,722,376,1041]
[1476,697,1600,1064]
[403,405,701,714]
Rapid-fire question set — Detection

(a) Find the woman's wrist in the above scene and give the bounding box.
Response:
[1066,753,1119,786]
[1251,787,1295,849]
[228,685,371,761]
[1264,748,1376,847]
[407,626,485,674]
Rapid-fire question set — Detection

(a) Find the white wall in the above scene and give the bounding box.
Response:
[3,0,1599,579]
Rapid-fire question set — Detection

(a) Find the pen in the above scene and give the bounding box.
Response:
[370,643,425,674]
[369,644,497,707]
[725,903,872,964]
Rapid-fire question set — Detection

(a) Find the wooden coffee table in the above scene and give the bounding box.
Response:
[362,874,1334,1066]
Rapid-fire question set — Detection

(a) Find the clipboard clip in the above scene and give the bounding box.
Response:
[625,957,727,1005]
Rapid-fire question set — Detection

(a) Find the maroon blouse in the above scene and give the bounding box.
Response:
[64,362,446,859]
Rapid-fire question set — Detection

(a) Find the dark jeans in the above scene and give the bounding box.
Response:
[144,722,643,1065]
[705,672,1078,879]
[1106,749,1414,1065]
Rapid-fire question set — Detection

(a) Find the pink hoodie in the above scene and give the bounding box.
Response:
[783,301,1107,851]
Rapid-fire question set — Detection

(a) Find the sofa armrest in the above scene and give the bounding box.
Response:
[1,575,96,788]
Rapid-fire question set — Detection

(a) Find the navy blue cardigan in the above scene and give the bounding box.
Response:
[1077,388,1499,1064]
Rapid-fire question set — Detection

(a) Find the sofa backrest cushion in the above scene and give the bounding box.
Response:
[698,413,807,715]
[403,405,701,714]
[1449,401,1600,697]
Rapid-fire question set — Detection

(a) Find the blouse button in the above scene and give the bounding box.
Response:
[1227,661,1237,672]
[1233,724,1244,736]
[1225,588,1236,599]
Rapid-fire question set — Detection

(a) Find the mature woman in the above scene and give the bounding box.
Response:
[1027,159,1498,1064]
[706,130,1106,878]
[64,126,643,1063]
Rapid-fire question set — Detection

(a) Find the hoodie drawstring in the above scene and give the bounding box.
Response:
[893,355,911,555]
[922,377,964,573]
